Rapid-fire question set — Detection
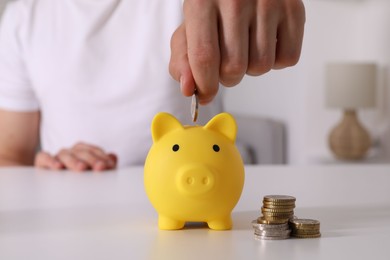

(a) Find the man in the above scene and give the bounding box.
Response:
[0,0,305,171]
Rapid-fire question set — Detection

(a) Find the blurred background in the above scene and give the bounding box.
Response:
[223,0,390,165]
[1,0,389,165]
[0,0,5,15]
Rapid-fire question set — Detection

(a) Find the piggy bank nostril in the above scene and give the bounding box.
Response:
[176,166,216,196]
[186,177,194,185]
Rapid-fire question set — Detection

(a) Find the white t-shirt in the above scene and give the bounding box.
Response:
[0,0,221,166]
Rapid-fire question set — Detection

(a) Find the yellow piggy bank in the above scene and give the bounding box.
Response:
[144,112,245,230]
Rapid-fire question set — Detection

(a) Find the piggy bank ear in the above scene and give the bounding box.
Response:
[151,112,184,142]
[204,113,237,143]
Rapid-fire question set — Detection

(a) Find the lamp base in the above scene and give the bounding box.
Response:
[328,110,371,160]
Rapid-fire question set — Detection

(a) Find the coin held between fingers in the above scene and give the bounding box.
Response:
[191,90,199,123]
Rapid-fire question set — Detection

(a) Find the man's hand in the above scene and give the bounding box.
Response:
[35,142,117,172]
[169,0,305,104]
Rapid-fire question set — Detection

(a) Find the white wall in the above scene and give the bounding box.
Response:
[224,0,390,164]
[224,61,307,164]
[0,0,7,14]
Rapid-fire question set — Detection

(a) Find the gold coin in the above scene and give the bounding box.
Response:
[263,200,296,204]
[291,229,321,235]
[291,226,320,232]
[289,218,320,229]
[263,195,296,203]
[292,233,321,239]
[261,207,295,213]
[262,203,296,209]
[262,216,291,222]
[257,217,288,225]
[262,212,294,218]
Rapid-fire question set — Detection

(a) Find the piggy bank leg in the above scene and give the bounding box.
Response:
[158,215,185,230]
[207,216,232,230]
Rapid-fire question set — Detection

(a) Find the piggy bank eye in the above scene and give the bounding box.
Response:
[213,144,220,152]
[172,144,180,152]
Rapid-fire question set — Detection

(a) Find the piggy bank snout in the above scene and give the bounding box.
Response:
[176,164,215,196]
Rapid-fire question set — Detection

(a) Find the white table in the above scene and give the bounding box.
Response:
[0,165,389,260]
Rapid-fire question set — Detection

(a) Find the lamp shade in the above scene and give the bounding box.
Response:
[326,62,377,109]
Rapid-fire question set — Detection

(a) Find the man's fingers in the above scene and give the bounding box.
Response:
[73,142,107,158]
[248,0,305,73]
[72,142,116,170]
[273,0,305,69]
[34,151,64,170]
[69,148,107,171]
[57,149,88,172]
[183,0,220,104]
[218,1,250,87]
[247,3,278,76]
[108,153,118,164]
[169,24,196,97]
[174,0,306,102]
[35,143,117,172]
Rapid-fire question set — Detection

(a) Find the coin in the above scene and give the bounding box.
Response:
[257,217,288,225]
[291,226,320,231]
[254,229,291,237]
[262,203,296,209]
[251,220,289,231]
[291,233,321,239]
[289,218,320,229]
[253,195,321,241]
[263,195,296,203]
[291,218,320,225]
[254,234,290,240]
[191,91,199,123]
[289,218,321,239]
[262,207,295,213]
[291,229,321,235]
[262,214,294,221]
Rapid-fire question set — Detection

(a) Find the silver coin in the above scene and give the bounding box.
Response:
[191,91,199,123]
[254,234,290,240]
[253,228,291,236]
[254,229,291,237]
[251,220,289,231]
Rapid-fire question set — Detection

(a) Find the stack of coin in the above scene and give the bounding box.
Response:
[252,221,291,240]
[252,195,296,240]
[289,218,321,238]
[259,195,296,224]
[252,195,321,240]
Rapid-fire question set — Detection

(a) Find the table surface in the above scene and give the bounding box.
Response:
[0,165,389,260]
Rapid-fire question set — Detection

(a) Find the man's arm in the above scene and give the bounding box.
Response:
[0,109,118,171]
[0,109,40,166]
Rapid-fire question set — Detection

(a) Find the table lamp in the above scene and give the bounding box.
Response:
[325,62,377,160]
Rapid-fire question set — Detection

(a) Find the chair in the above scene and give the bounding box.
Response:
[234,114,286,165]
